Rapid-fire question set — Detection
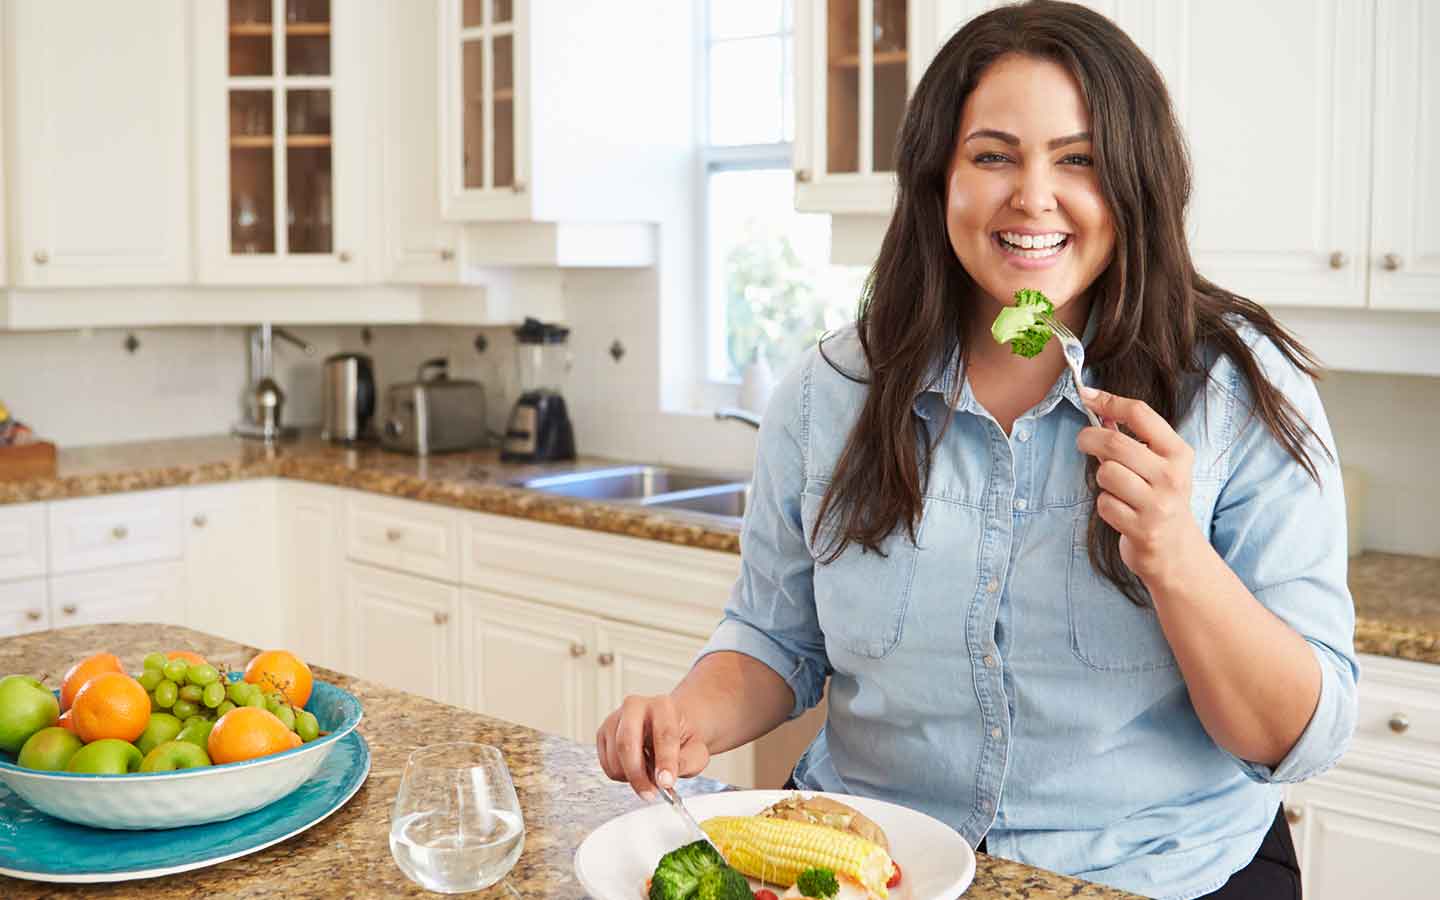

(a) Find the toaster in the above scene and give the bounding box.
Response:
[379,359,487,455]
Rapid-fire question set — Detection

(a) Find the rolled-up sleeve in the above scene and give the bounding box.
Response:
[698,356,831,719]
[1209,336,1359,784]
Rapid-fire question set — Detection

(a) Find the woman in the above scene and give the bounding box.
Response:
[596,3,1357,898]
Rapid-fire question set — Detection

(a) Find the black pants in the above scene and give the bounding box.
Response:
[781,776,1300,899]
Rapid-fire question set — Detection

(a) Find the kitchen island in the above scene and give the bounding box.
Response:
[0,624,1137,899]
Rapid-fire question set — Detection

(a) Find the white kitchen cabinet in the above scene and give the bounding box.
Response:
[280,481,346,672]
[0,502,46,582]
[48,561,186,629]
[345,492,461,584]
[344,561,458,704]
[0,577,49,637]
[47,489,184,575]
[3,0,191,286]
[191,0,375,284]
[183,481,282,651]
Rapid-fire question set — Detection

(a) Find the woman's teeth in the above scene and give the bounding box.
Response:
[998,231,1068,258]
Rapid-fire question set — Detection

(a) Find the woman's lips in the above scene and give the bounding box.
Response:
[993,232,1070,270]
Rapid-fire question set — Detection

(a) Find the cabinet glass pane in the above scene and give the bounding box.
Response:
[826,0,859,173]
[231,145,276,254]
[872,0,906,172]
[285,0,331,77]
[462,40,486,188]
[229,0,273,77]
[494,34,515,188]
[286,89,332,137]
[491,0,512,24]
[463,0,483,28]
[287,145,333,254]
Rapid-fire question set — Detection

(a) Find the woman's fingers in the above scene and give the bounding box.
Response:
[648,698,683,790]
[614,696,659,799]
[1080,388,1190,460]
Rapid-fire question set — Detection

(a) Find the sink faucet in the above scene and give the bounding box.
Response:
[234,323,317,442]
[714,408,761,430]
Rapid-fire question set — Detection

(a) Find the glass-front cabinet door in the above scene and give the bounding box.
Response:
[195,0,368,283]
[440,0,530,220]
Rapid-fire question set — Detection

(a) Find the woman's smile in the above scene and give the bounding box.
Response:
[992,229,1072,268]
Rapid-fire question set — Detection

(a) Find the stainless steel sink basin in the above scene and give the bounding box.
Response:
[512,465,746,502]
[641,484,750,519]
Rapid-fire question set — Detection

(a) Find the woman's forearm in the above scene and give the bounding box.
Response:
[673,651,797,755]
[1148,535,1322,767]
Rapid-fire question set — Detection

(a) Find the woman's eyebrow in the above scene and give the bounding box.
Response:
[963,129,1092,150]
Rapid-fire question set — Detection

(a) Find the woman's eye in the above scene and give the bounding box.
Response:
[974,152,1011,164]
[1061,154,1094,167]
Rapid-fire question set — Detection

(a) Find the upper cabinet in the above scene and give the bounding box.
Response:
[4,0,191,286]
[192,0,373,284]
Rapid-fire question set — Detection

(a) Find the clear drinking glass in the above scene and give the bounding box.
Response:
[390,743,525,894]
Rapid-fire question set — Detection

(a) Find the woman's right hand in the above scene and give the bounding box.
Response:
[595,693,711,800]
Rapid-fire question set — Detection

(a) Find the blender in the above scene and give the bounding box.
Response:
[501,317,576,462]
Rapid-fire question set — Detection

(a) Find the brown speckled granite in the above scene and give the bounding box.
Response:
[1351,552,1440,665]
[0,624,1136,899]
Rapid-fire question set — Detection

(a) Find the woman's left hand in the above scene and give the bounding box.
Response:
[1076,387,1209,591]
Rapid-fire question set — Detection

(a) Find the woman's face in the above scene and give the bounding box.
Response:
[946,53,1116,318]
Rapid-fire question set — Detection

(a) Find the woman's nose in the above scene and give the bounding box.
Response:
[1010,164,1057,214]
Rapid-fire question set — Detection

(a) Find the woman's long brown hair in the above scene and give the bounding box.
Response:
[812,0,1330,606]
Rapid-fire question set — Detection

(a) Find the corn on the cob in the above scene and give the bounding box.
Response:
[700,815,894,898]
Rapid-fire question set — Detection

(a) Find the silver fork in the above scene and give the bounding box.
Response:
[1047,316,1103,429]
[645,749,722,855]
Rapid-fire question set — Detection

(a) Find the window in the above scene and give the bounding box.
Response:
[702,0,867,383]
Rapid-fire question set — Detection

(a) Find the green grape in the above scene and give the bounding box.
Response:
[215,700,237,717]
[138,669,164,691]
[271,705,296,730]
[143,652,168,672]
[243,691,267,709]
[179,684,203,703]
[154,679,179,708]
[183,715,208,729]
[149,691,163,712]
[187,664,220,687]
[264,694,285,715]
[162,659,189,683]
[226,681,248,704]
[202,681,226,709]
[295,710,319,742]
[172,699,199,720]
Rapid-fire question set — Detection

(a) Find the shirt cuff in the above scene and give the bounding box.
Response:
[1230,640,1357,784]
[698,614,826,719]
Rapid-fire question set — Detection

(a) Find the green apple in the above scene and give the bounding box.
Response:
[135,713,184,756]
[66,738,143,774]
[140,740,211,772]
[0,674,60,753]
[174,718,214,751]
[16,726,84,771]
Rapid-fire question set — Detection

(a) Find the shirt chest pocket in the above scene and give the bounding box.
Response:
[801,489,923,659]
[1066,505,1179,672]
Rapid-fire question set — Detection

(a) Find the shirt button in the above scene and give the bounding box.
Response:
[1015,428,1031,442]
[990,726,1003,739]
[983,654,997,668]
[985,578,999,593]
[980,798,993,812]
[1013,498,1027,511]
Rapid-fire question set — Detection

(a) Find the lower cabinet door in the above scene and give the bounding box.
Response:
[184,482,282,651]
[460,588,595,742]
[595,619,755,789]
[0,577,50,637]
[48,562,185,629]
[344,562,457,704]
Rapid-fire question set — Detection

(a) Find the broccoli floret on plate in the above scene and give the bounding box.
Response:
[696,864,755,900]
[795,866,839,899]
[649,840,729,900]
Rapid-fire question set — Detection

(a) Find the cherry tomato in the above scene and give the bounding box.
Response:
[754,890,780,900]
[887,861,903,888]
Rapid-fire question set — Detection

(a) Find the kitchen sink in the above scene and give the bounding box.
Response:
[511,465,746,502]
[641,484,750,519]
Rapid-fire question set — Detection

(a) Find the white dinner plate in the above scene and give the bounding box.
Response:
[573,789,975,900]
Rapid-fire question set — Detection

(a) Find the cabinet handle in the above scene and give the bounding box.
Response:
[569,642,587,658]
[597,652,615,667]
[339,250,353,263]
[1284,806,1302,825]
[795,169,812,183]
[62,604,78,616]
[511,180,527,194]
[433,612,449,626]
[439,248,455,261]
[25,610,42,622]
[1328,251,1346,270]
[1383,253,1403,271]
[385,528,404,542]
[112,525,129,541]
[33,249,49,265]
[192,514,208,528]
[1389,712,1411,734]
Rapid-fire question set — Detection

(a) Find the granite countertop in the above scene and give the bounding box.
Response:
[0,624,1137,899]
[1,434,1438,665]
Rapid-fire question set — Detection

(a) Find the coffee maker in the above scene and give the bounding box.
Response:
[501,318,575,462]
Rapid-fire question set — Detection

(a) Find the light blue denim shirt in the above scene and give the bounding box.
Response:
[700,320,1358,900]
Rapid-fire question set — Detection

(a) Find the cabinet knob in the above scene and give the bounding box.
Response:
[439,248,455,261]
[33,249,49,265]
[569,642,587,658]
[1284,806,1302,825]
[1389,712,1411,734]
[597,652,615,667]
[25,610,42,622]
[511,180,527,194]
[1328,251,1346,270]
[1382,253,1403,271]
[62,604,78,616]
[795,169,811,183]
[339,250,353,263]
[385,527,404,542]
[433,612,449,626]
[111,525,129,541]
[192,514,208,528]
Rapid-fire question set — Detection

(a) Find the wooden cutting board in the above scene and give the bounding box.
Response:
[0,441,57,481]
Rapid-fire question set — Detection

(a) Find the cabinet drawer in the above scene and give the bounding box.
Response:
[1354,655,1440,758]
[49,489,183,574]
[0,577,50,637]
[0,503,47,581]
[49,561,185,629]
[346,493,459,582]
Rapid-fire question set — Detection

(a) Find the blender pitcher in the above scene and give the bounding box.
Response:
[501,318,576,462]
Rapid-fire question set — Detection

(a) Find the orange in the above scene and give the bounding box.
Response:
[59,652,124,712]
[166,650,209,666]
[57,709,78,735]
[71,672,150,743]
[207,707,302,764]
[243,650,313,708]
